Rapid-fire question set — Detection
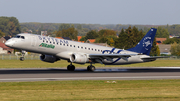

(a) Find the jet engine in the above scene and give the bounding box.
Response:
[40,54,59,63]
[70,53,89,64]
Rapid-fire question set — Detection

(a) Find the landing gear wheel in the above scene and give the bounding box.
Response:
[19,50,26,61]
[87,65,96,72]
[67,65,75,71]
[20,57,24,61]
[87,66,90,71]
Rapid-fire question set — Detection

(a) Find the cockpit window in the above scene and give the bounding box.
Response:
[21,36,25,39]
[14,35,21,38]
[14,35,25,39]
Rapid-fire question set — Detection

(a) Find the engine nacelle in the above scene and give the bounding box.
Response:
[70,53,89,64]
[40,54,59,63]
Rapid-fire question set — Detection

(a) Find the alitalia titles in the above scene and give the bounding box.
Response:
[39,43,55,49]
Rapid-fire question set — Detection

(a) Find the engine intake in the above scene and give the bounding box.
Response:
[40,54,59,63]
[70,53,88,64]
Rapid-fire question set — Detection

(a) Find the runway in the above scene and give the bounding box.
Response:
[0,67,180,82]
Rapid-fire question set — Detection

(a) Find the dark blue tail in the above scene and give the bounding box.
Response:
[128,28,157,55]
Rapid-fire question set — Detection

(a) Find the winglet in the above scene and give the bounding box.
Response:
[128,28,157,55]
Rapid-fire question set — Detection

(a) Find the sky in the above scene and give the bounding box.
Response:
[0,0,180,25]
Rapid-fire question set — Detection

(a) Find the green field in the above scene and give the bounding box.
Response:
[0,59,180,68]
[0,80,180,101]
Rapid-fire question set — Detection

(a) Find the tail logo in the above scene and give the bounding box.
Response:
[143,37,152,50]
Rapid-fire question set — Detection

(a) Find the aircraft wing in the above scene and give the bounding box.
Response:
[88,54,137,63]
[89,54,137,58]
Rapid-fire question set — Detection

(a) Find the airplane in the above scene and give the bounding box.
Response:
[5,28,162,71]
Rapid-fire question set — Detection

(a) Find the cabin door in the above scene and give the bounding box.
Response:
[31,36,37,47]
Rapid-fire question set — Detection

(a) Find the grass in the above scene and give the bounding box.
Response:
[0,59,180,68]
[0,80,180,101]
[1,60,180,100]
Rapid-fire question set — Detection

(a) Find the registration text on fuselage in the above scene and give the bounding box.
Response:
[38,36,69,44]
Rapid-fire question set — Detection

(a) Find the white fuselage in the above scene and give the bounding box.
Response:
[5,33,151,65]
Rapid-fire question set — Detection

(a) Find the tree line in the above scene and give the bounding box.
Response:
[1,16,180,56]
[20,22,180,37]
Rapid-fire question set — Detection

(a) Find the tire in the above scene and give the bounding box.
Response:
[67,65,75,71]
[88,66,96,72]
[87,66,90,71]
[20,57,24,61]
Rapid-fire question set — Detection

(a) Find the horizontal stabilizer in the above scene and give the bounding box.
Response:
[141,56,170,59]
[141,56,169,61]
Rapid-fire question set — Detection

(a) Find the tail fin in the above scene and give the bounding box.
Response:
[128,28,157,55]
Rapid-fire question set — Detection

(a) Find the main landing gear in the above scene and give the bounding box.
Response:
[20,50,26,61]
[87,65,96,72]
[67,63,96,72]
[67,63,75,71]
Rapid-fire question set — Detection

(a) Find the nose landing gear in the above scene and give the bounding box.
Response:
[20,50,26,61]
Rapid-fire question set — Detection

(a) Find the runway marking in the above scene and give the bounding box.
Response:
[1,76,180,81]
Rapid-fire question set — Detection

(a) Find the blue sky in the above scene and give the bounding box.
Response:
[0,0,179,25]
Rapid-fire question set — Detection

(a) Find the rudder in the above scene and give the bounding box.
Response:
[128,28,157,55]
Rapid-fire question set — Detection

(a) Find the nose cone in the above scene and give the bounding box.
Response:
[5,40,14,47]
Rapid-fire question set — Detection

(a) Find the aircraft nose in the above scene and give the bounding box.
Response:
[5,40,14,47]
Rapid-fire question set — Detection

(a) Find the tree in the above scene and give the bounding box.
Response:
[85,30,99,40]
[170,42,180,56]
[77,24,82,30]
[156,27,169,38]
[115,26,142,49]
[98,29,116,37]
[92,29,117,47]
[9,17,21,35]
[150,38,160,56]
[56,27,78,40]
[7,21,16,36]
[0,30,5,37]
[38,25,45,34]
[80,36,86,41]
[59,24,72,31]
[0,17,21,36]
[114,28,129,49]
[163,38,180,44]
